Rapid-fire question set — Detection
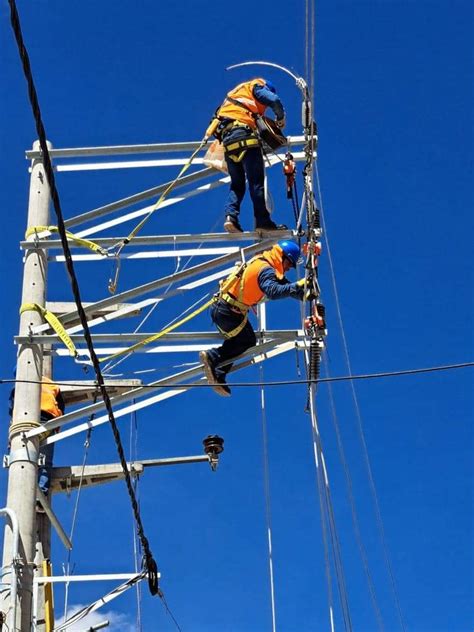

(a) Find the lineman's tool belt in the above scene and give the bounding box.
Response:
[224,137,260,163]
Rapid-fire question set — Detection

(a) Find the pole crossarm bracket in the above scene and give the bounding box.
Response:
[36,490,72,551]
[30,240,280,336]
[51,455,211,494]
[27,335,308,445]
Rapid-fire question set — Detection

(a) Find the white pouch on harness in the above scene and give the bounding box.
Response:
[203,140,228,173]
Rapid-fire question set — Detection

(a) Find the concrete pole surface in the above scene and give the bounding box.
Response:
[1,141,51,630]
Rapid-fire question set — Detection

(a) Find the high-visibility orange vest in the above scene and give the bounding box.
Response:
[217,78,268,129]
[41,377,63,418]
[224,245,285,307]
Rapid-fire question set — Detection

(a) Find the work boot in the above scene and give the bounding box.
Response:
[255,220,288,233]
[224,215,244,234]
[199,351,231,397]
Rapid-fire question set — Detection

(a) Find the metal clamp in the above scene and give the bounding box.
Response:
[3,446,40,468]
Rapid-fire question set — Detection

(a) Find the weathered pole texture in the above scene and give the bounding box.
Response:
[1,141,50,630]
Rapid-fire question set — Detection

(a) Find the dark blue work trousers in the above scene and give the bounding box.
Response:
[223,134,272,227]
[207,301,256,381]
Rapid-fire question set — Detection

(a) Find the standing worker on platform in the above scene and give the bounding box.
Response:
[200,240,304,396]
[9,375,65,503]
[210,78,288,234]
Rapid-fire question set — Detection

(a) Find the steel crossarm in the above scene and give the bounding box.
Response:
[21,230,296,251]
[25,135,310,159]
[65,151,305,238]
[44,337,308,446]
[47,245,240,263]
[30,241,278,334]
[15,329,300,347]
[27,336,307,442]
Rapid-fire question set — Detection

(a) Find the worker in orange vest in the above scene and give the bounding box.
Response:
[213,78,288,234]
[9,375,65,500]
[200,241,303,396]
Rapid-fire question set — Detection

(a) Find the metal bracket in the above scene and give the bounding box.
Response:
[3,446,40,468]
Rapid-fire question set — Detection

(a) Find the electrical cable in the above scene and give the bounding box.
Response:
[7,0,160,596]
[259,362,277,632]
[323,356,385,631]
[315,160,408,631]
[129,405,143,632]
[3,360,472,391]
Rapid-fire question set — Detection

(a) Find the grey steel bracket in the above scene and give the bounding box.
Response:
[3,446,40,468]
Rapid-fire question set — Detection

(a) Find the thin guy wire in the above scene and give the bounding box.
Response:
[307,382,335,632]
[259,363,277,632]
[62,427,93,623]
[324,356,385,631]
[315,161,407,631]
[307,372,352,631]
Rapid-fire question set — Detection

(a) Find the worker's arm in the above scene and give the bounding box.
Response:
[253,84,285,123]
[258,267,304,301]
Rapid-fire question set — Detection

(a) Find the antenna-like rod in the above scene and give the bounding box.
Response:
[226,60,307,96]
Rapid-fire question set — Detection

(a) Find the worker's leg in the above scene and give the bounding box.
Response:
[223,155,246,223]
[207,302,256,381]
[243,147,272,227]
[38,442,55,496]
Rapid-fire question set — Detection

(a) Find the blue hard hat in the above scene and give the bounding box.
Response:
[265,79,277,94]
[278,240,301,267]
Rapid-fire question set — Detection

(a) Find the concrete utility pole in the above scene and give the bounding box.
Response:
[1,141,50,630]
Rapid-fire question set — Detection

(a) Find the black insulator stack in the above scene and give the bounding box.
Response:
[313,206,321,230]
[309,338,321,383]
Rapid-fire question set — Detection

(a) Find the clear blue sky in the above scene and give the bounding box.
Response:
[0,1,472,631]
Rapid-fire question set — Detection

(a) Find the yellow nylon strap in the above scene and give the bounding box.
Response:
[25,226,107,256]
[107,136,208,294]
[20,303,78,358]
[120,136,208,247]
[102,261,248,363]
[100,295,218,363]
[217,312,249,339]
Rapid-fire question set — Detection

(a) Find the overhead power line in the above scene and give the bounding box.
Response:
[2,360,473,391]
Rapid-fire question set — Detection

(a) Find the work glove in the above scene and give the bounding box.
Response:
[276,116,286,130]
[296,278,318,301]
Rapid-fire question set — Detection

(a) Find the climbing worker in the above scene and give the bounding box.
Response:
[212,78,288,234]
[200,240,303,396]
[9,375,65,504]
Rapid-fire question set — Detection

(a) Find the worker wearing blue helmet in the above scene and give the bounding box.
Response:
[212,78,287,233]
[200,240,303,396]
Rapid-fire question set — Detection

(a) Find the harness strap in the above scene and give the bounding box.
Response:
[20,303,78,358]
[219,293,249,312]
[101,261,249,363]
[224,138,259,153]
[217,311,249,339]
